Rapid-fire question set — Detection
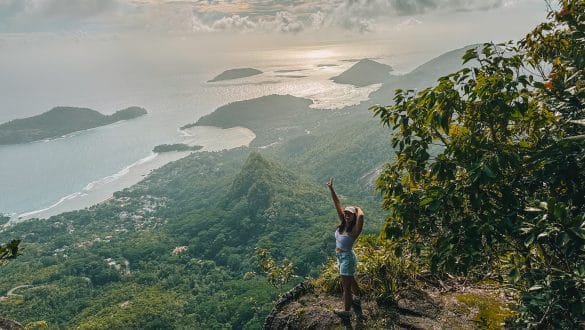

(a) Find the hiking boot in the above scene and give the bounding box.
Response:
[334,310,354,330]
[351,295,363,318]
[334,309,351,319]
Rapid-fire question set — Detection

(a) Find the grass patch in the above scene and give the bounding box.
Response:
[455,293,515,329]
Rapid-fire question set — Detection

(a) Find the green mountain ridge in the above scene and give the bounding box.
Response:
[0,150,342,328]
[0,106,147,145]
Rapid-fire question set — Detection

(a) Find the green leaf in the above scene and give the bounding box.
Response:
[419,197,434,206]
[509,268,522,284]
[528,285,543,291]
[482,165,496,178]
[462,49,478,64]
[569,227,585,240]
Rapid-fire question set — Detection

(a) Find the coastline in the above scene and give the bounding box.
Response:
[9,126,255,224]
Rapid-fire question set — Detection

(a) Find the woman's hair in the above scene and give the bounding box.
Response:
[338,212,357,233]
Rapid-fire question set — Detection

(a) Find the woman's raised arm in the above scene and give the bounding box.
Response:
[326,177,344,223]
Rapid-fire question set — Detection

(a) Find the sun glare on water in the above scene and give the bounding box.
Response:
[298,49,338,60]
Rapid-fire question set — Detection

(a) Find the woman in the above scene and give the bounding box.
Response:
[327,177,363,319]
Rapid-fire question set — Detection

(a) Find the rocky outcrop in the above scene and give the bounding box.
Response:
[0,318,23,330]
[264,279,513,330]
[263,282,315,329]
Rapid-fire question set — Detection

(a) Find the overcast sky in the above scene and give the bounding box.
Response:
[0,0,552,122]
[0,0,551,86]
[0,0,547,36]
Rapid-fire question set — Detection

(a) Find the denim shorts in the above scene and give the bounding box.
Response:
[336,251,357,276]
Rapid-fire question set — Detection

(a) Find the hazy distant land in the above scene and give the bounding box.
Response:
[368,45,479,104]
[274,69,307,73]
[331,59,393,87]
[275,75,307,78]
[208,68,263,82]
[0,106,147,145]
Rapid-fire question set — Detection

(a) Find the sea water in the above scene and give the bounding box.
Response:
[1,37,419,219]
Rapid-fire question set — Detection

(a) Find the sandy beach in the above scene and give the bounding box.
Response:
[11,126,255,223]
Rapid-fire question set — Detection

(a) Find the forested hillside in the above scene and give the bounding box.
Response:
[0,150,331,328]
[0,106,146,145]
[0,39,496,329]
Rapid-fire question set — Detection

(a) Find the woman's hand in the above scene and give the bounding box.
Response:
[327,177,344,222]
[326,177,334,189]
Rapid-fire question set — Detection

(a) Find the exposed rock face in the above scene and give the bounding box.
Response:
[264,280,513,330]
[0,318,23,330]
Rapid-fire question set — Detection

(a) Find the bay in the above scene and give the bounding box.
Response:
[0,39,396,218]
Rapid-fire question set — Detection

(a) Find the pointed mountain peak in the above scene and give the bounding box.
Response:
[224,152,289,204]
[331,59,393,87]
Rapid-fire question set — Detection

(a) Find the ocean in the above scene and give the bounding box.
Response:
[1,37,423,220]
[0,0,547,221]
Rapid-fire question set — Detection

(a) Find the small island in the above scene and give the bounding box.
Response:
[152,144,203,153]
[0,106,147,145]
[208,68,263,82]
[180,94,327,147]
[331,59,393,87]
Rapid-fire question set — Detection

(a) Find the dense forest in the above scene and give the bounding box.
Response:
[0,99,393,328]
[368,1,584,328]
[1,1,583,328]
[153,144,203,153]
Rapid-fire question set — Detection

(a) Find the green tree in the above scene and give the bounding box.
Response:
[0,239,20,262]
[372,0,584,327]
[254,248,295,288]
[0,215,20,263]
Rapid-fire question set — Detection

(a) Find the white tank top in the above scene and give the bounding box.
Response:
[335,229,355,251]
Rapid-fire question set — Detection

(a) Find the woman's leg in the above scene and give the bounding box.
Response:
[351,276,361,297]
[341,275,353,311]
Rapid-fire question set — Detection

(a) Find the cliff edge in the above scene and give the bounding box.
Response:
[264,279,513,330]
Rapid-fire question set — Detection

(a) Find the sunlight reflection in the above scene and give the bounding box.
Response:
[298,49,338,60]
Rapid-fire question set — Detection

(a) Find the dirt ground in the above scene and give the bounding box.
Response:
[264,279,515,330]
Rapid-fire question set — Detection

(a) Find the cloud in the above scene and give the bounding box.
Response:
[0,0,120,32]
[205,11,304,33]
[394,17,423,31]
[372,0,515,16]
[311,0,525,32]
[191,15,213,33]
[0,0,531,34]
[309,11,326,29]
[210,14,257,31]
[35,0,119,18]
[263,11,304,33]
